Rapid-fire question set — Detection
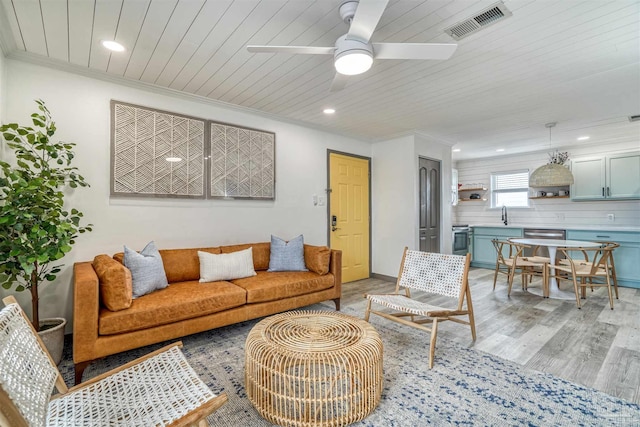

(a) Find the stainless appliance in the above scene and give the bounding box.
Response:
[452,225,471,255]
[522,228,566,259]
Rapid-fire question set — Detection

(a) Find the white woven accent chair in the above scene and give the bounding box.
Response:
[364,248,475,369]
[0,296,227,427]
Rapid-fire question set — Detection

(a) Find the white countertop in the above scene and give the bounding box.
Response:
[469,224,640,232]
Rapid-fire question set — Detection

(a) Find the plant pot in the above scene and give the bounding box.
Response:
[38,317,67,365]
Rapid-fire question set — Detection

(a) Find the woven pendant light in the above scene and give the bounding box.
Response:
[529,123,574,188]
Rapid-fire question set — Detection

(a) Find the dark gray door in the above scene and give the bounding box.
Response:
[419,157,441,252]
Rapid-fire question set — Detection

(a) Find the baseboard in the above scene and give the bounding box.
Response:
[370,273,397,282]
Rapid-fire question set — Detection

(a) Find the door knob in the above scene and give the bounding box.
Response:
[332,226,340,232]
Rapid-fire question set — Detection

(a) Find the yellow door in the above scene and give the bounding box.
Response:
[329,152,370,283]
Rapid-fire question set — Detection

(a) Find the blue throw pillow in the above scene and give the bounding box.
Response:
[123,241,169,298]
[268,235,308,272]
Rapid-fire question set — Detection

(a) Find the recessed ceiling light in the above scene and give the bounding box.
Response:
[577,136,590,141]
[496,148,505,152]
[323,108,336,114]
[166,157,182,162]
[452,148,461,152]
[101,40,125,52]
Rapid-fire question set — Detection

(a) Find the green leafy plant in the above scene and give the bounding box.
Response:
[0,100,92,331]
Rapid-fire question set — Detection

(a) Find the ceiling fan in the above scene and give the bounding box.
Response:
[247,0,458,91]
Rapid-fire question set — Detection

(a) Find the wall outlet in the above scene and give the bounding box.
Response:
[607,213,615,222]
[555,213,565,220]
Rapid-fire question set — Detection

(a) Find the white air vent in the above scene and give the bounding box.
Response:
[629,115,640,122]
[445,2,512,41]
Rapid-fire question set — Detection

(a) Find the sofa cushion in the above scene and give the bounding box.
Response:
[124,241,168,298]
[99,280,246,335]
[92,255,133,311]
[198,248,256,282]
[114,247,222,283]
[231,271,334,304]
[268,235,308,272]
[304,245,331,275]
[220,242,270,271]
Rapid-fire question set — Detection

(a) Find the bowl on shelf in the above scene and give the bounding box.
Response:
[470,193,481,199]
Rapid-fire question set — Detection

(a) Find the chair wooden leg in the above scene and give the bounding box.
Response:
[606,274,614,310]
[507,266,515,296]
[429,319,439,369]
[611,265,619,299]
[572,276,582,309]
[492,263,500,290]
[466,286,476,341]
[364,300,372,322]
[74,360,92,385]
[333,297,341,311]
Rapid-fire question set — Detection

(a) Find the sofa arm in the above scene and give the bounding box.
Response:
[73,262,100,364]
[329,249,342,287]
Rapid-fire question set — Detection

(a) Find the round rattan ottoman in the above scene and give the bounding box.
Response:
[245,310,383,427]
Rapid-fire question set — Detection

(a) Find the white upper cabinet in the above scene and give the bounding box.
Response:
[571,152,640,200]
[608,153,640,199]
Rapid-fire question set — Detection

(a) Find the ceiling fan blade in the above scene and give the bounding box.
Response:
[247,45,334,55]
[347,0,389,43]
[330,73,350,92]
[372,43,458,60]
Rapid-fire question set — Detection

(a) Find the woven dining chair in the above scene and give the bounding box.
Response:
[558,241,620,299]
[0,296,227,427]
[550,244,615,310]
[492,240,547,296]
[364,248,475,369]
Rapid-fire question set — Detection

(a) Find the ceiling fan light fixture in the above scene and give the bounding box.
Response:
[334,50,373,75]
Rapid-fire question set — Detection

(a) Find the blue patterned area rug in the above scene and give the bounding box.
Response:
[60,302,640,426]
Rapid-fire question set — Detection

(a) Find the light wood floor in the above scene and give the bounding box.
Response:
[344,267,640,404]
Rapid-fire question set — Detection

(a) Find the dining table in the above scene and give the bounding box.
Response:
[509,238,602,299]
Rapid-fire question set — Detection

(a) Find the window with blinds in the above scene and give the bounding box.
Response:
[491,170,529,208]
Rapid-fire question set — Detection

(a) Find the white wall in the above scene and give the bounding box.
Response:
[0,59,372,327]
[371,135,415,276]
[455,140,640,228]
[0,50,7,123]
[371,134,454,277]
[0,49,5,135]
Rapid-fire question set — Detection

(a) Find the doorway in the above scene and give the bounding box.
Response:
[419,157,441,252]
[327,151,371,283]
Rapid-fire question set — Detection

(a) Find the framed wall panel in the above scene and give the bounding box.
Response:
[111,101,206,198]
[111,100,275,200]
[210,122,275,199]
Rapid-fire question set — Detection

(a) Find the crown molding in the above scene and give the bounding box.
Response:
[5,51,371,144]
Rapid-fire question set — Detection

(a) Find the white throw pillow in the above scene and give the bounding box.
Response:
[198,248,257,282]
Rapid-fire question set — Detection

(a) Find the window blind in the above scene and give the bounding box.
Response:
[491,170,529,207]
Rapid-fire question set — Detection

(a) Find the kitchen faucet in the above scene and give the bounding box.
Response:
[501,205,508,226]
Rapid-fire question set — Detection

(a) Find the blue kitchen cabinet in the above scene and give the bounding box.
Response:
[567,230,640,289]
[471,227,523,269]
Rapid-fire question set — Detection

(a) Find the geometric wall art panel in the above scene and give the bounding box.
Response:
[210,122,275,199]
[110,100,275,200]
[111,101,206,198]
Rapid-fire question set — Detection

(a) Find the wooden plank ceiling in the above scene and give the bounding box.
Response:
[0,0,638,159]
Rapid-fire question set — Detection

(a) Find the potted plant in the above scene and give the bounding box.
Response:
[0,100,92,364]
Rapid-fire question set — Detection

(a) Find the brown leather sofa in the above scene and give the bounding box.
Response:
[73,242,342,384]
